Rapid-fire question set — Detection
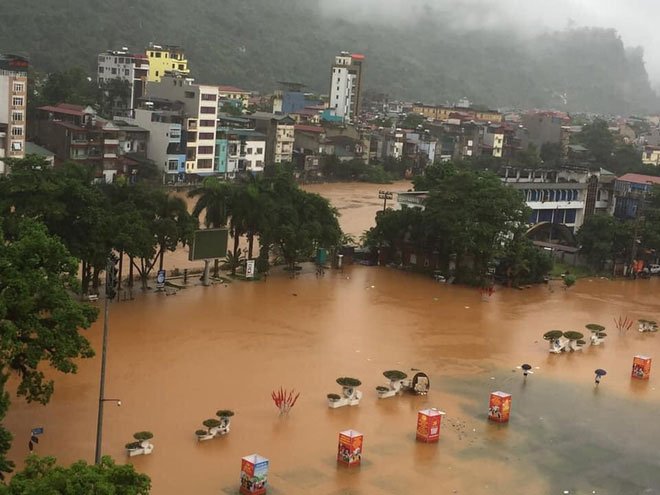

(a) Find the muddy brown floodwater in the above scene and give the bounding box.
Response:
[5,181,660,494]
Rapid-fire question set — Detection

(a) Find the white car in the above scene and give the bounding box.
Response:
[648,264,660,275]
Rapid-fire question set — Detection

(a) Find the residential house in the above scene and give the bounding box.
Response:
[329,52,365,123]
[218,85,252,111]
[146,73,219,176]
[247,112,295,165]
[146,43,189,82]
[97,48,149,115]
[613,173,660,219]
[130,98,186,180]
[25,142,55,167]
[0,53,28,174]
[521,111,570,151]
[642,146,660,166]
[215,126,266,177]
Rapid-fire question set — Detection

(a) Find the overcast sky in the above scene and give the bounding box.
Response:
[320,0,660,82]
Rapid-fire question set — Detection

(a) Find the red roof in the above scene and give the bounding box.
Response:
[295,124,325,134]
[617,173,660,185]
[218,85,250,94]
[351,53,365,61]
[38,103,88,117]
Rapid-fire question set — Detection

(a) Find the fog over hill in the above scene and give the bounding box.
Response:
[1,0,658,114]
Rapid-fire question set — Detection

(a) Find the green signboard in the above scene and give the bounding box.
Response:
[188,228,228,261]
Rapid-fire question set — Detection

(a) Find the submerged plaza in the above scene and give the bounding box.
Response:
[4,182,660,494]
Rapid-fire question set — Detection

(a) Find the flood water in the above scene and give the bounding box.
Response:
[5,181,660,495]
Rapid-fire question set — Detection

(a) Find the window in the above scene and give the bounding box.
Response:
[199,120,215,127]
[155,52,161,58]
[13,82,24,92]
[197,158,213,168]
[246,148,252,154]
[124,69,130,76]
[172,64,175,69]
[11,127,23,137]
[155,71,159,77]
[201,93,217,101]
[565,209,577,224]
[167,160,179,171]
[184,91,195,99]
[200,106,216,114]
[169,129,181,139]
[11,112,23,122]
[98,67,104,73]
[11,141,22,151]
[198,132,214,140]
[256,147,263,154]
[111,68,117,75]
[12,96,23,106]
[178,64,184,70]
[198,146,214,154]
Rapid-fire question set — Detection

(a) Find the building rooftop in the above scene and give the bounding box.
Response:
[218,85,250,94]
[295,124,325,134]
[38,103,93,117]
[25,142,55,157]
[617,173,660,185]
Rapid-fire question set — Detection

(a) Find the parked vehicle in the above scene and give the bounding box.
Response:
[648,264,660,275]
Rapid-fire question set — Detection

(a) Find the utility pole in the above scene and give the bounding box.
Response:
[94,253,119,464]
[378,190,393,211]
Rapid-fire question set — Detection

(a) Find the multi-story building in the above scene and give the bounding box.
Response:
[412,103,503,124]
[481,125,505,158]
[0,53,28,174]
[131,98,186,181]
[247,112,295,165]
[145,43,189,83]
[146,73,218,175]
[501,166,615,233]
[329,52,365,123]
[217,85,252,110]
[521,111,570,151]
[613,173,660,219]
[97,49,150,116]
[642,145,660,166]
[35,103,149,182]
[215,127,266,177]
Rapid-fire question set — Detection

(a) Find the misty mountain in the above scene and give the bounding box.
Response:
[1,0,658,114]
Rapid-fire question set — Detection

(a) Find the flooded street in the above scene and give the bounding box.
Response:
[4,181,660,494]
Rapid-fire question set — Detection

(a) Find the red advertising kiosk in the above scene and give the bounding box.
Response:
[337,429,363,467]
[632,355,652,380]
[488,391,512,423]
[416,408,445,443]
[240,454,269,495]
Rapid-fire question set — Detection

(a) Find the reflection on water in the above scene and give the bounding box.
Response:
[4,182,660,494]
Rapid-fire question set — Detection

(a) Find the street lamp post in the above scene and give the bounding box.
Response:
[94,254,119,464]
[378,190,393,211]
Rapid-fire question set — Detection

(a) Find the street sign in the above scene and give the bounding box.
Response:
[156,270,166,289]
[31,427,44,436]
[245,260,256,279]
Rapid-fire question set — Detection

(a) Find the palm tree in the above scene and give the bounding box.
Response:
[188,177,232,277]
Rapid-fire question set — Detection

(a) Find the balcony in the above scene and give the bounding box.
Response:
[104,138,119,145]
[103,153,117,159]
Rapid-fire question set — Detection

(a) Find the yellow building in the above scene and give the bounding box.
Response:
[146,43,189,82]
[643,146,660,166]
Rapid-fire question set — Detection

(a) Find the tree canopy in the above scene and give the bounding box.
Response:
[0,455,150,495]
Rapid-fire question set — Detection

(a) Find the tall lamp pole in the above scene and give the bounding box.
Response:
[94,253,119,464]
[378,190,393,211]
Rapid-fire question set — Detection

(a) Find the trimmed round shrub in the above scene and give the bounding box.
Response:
[327,393,341,400]
[597,332,607,337]
[577,339,586,345]
[543,330,563,341]
[383,370,408,381]
[133,431,154,441]
[375,386,390,392]
[195,429,209,436]
[216,410,235,418]
[563,274,577,288]
[125,441,141,450]
[336,377,362,387]
[563,331,584,340]
[203,419,221,429]
[585,324,605,332]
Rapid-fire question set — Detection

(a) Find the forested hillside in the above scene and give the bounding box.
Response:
[1,0,657,114]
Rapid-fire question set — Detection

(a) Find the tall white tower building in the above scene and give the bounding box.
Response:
[329,52,364,123]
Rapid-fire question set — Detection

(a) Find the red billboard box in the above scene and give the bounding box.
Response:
[337,429,363,467]
[240,454,269,495]
[416,408,445,442]
[488,391,512,423]
[632,355,652,380]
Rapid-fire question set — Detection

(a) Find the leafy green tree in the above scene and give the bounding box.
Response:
[0,455,150,494]
[577,214,633,270]
[0,219,97,404]
[39,67,99,108]
[0,375,13,478]
[498,231,553,286]
[540,142,563,167]
[97,79,132,118]
[579,119,614,164]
